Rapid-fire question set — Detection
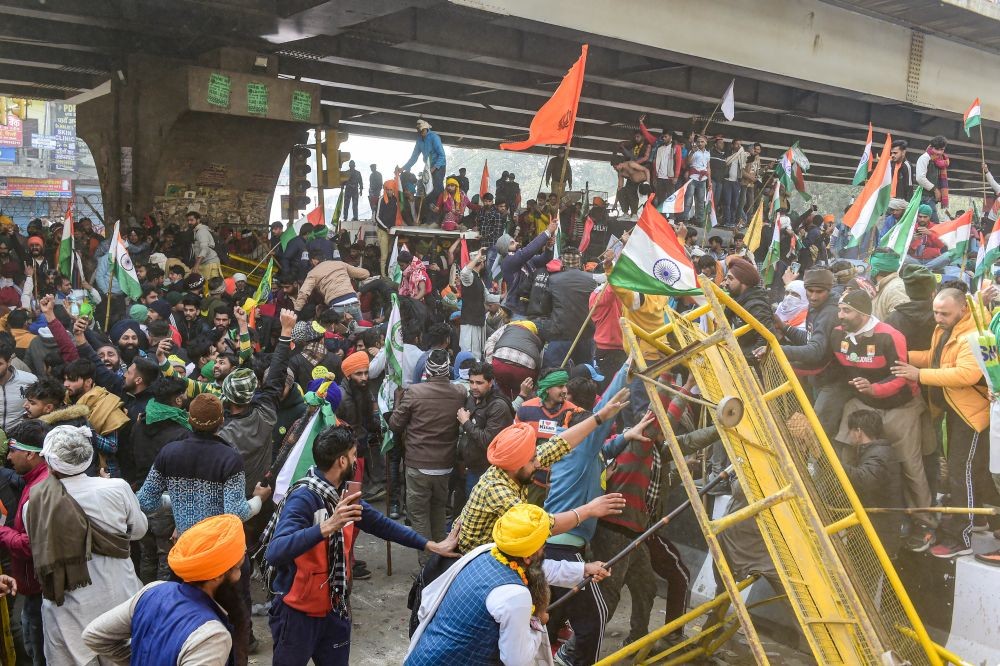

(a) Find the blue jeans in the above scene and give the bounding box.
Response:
[683,179,707,223]
[465,470,482,498]
[270,598,352,666]
[330,301,363,322]
[919,192,940,222]
[431,166,446,204]
[722,180,740,226]
[902,252,953,273]
[21,593,43,666]
[343,188,359,221]
[542,339,594,370]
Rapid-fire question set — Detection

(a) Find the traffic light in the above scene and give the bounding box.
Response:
[289,144,312,211]
[323,129,350,188]
[10,98,27,120]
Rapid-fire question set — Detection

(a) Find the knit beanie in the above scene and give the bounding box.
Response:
[189,394,224,432]
[149,299,173,320]
[222,368,258,405]
[495,233,514,257]
[899,263,937,300]
[727,257,760,287]
[839,289,873,316]
[129,304,149,323]
[803,268,835,291]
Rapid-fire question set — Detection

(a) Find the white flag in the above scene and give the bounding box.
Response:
[720,79,736,122]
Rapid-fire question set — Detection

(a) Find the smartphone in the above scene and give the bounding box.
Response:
[789,261,801,275]
[344,480,362,505]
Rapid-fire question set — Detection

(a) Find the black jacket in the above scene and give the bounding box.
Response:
[130,416,191,487]
[729,285,774,358]
[781,289,840,381]
[838,439,902,556]
[337,379,379,454]
[458,387,514,474]
[547,268,597,342]
[885,299,935,352]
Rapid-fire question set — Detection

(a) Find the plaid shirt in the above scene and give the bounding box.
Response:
[457,435,570,553]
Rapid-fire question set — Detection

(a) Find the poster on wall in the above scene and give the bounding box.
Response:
[0,115,22,148]
[51,103,76,172]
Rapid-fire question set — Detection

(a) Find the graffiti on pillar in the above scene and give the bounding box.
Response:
[290,91,312,121]
[207,73,232,108]
[247,83,268,116]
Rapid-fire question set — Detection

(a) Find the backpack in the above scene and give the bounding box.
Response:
[208,228,230,265]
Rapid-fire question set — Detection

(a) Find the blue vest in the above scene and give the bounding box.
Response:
[406,552,526,665]
[131,582,234,666]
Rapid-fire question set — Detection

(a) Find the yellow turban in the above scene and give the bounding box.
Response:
[492,503,551,558]
[168,514,246,582]
[510,320,538,335]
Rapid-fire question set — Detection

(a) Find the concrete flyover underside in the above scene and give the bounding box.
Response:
[0,0,998,191]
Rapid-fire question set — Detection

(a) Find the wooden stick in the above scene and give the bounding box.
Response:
[700,101,722,138]
[548,466,734,611]
[981,124,990,211]
[385,451,393,577]
[865,506,999,515]
[559,283,605,369]
[537,145,553,199]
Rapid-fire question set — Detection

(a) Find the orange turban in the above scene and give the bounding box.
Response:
[167,514,246,582]
[341,351,370,377]
[487,423,537,471]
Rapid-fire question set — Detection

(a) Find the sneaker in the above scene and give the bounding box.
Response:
[974,549,1000,566]
[905,528,936,553]
[389,502,401,520]
[352,563,372,580]
[552,649,572,666]
[929,542,973,559]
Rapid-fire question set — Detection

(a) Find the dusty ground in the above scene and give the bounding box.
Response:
[246,527,814,665]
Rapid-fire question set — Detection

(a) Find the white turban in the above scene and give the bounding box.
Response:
[416,119,431,131]
[42,425,94,476]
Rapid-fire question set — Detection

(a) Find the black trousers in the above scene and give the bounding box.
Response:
[939,407,997,546]
[545,543,608,665]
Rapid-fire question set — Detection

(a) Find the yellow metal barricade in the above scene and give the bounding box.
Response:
[608,277,957,665]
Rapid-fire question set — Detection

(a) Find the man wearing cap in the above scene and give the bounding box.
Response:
[293,251,369,322]
[907,204,950,270]
[26,424,147,665]
[886,264,938,353]
[342,160,363,223]
[771,268,846,436]
[407,503,606,665]
[870,248,910,321]
[458,392,630,554]
[83,513,246,664]
[187,211,223,280]
[0,420,49,665]
[722,257,774,362]
[891,288,997,558]
[390,349,468,564]
[262,425,458,665]
[830,289,936,542]
[402,119,447,203]
[876,198,909,239]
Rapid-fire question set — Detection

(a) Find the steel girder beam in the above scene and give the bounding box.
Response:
[0,42,114,74]
[0,63,104,92]
[0,82,72,100]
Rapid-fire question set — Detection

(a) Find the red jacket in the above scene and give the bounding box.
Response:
[908,227,945,260]
[0,463,48,595]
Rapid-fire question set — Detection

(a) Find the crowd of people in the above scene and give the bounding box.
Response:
[0,114,995,666]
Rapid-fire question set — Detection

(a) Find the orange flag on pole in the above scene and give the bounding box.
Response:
[500,44,588,151]
[480,161,490,198]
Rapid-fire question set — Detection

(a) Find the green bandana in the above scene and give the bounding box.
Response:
[869,251,901,276]
[536,370,570,398]
[145,399,192,431]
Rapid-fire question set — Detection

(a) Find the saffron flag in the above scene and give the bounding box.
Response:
[480,161,490,198]
[853,123,873,186]
[977,215,1000,277]
[878,190,923,256]
[929,210,973,258]
[706,180,718,227]
[745,201,764,253]
[844,134,893,248]
[720,79,736,122]
[964,98,982,137]
[57,202,74,280]
[609,199,699,296]
[109,221,141,299]
[460,236,470,269]
[658,179,689,216]
[500,45,588,151]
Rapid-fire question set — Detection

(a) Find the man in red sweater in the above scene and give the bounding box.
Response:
[0,420,50,665]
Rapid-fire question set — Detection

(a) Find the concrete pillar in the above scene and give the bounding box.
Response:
[76,48,321,229]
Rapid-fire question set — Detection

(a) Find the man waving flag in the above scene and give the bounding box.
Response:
[109,221,142,299]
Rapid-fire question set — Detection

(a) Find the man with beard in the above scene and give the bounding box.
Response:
[261,425,459,665]
[62,358,130,477]
[83,514,246,664]
[337,351,386,526]
[23,236,51,297]
[26,425,147,665]
[109,319,149,367]
[723,257,774,364]
[177,294,211,345]
[406,503,604,665]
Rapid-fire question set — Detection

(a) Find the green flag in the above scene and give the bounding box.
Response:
[378,294,404,453]
[253,258,274,304]
[878,190,923,256]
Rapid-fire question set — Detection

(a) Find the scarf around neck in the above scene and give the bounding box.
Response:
[145,399,192,430]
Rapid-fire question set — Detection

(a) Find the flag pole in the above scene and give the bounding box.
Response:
[980,123,990,210]
[536,145,553,199]
[556,143,573,201]
[559,283,606,369]
[700,101,722,138]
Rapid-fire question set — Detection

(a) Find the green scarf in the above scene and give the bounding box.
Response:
[145,399,192,430]
[537,370,570,398]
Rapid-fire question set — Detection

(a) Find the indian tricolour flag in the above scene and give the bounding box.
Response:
[273,399,338,503]
[609,199,699,296]
[964,98,982,137]
[57,202,74,280]
[878,190,922,256]
[109,221,141,299]
[976,216,1000,277]
[929,210,973,260]
[387,237,407,283]
[844,134,893,248]
[659,179,689,216]
[761,183,783,285]
[852,123,873,186]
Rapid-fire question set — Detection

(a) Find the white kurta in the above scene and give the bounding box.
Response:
[31,474,148,666]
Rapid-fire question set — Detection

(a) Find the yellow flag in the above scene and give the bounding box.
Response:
[745,201,764,253]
